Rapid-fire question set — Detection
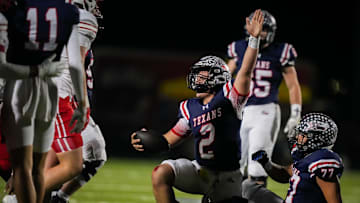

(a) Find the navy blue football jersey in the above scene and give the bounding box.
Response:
[227,40,297,105]
[285,149,344,203]
[7,0,79,65]
[175,80,247,171]
[84,49,94,108]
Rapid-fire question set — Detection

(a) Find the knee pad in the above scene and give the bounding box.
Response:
[242,178,263,200]
[242,179,282,203]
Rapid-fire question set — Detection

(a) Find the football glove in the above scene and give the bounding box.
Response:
[70,106,87,133]
[37,54,66,78]
[284,104,301,138]
[252,150,269,166]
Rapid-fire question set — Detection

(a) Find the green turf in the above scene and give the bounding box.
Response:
[1,158,359,203]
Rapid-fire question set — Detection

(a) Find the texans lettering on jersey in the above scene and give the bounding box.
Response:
[6,0,79,65]
[171,80,248,171]
[227,40,298,105]
[285,149,344,203]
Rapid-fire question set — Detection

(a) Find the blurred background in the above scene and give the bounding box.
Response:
[90,2,360,169]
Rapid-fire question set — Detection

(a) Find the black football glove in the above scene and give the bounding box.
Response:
[252,150,269,166]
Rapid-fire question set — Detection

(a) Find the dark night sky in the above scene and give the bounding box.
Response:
[95,2,359,120]
[99,2,357,65]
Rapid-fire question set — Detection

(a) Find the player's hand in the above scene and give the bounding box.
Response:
[70,106,87,133]
[284,114,301,138]
[130,128,146,151]
[4,174,14,194]
[37,54,66,78]
[245,9,264,38]
[252,150,269,166]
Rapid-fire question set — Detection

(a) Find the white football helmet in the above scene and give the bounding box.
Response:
[72,0,97,14]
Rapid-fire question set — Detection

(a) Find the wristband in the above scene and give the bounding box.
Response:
[263,161,273,172]
[29,65,39,77]
[290,104,301,117]
[248,36,260,49]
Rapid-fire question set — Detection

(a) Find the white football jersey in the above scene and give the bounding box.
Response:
[55,9,98,99]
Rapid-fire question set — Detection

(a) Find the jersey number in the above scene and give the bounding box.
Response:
[321,168,334,179]
[286,173,300,203]
[250,69,272,98]
[26,8,58,51]
[199,123,215,159]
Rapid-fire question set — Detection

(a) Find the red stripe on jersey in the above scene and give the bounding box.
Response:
[233,86,250,97]
[171,128,183,137]
[309,161,340,172]
[281,44,290,64]
[225,82,230,98]
[0,45,5,52]
[228,42,236,58]
[79,26,97,35]
[181,101,189,120]
[80,21,97,29]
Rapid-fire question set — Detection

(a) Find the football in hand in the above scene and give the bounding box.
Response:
[134,130,169,153]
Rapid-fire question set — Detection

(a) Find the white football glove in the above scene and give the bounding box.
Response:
[37,54,66,78]
[284,104,301,138]
[70,106,87,133]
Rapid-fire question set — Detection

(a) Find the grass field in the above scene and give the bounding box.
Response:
[1,157,360,203]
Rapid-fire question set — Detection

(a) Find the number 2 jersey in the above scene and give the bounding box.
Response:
[171,80,247,171]
[227,39,297,105]
[6,0,79,65]
[285,148,344,203]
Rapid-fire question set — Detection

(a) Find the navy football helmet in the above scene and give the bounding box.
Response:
[291,113,338,153]
[187,55,231,93]
[247,10,277,47]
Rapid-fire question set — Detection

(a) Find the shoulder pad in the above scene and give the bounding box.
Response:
[0,12,8,27]
[78,9,98,42]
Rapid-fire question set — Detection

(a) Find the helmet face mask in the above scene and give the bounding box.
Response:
[187,56,231,93]
[292,113,338,153]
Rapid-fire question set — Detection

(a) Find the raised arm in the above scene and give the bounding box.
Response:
[233,9,264,95]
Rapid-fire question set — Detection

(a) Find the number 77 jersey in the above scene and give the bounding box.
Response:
[286,149,344,203]
[227,40,298,105]
[6,0,79,65]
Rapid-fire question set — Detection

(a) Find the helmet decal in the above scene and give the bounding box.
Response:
[293,113,338,153]
[187,55,231,93]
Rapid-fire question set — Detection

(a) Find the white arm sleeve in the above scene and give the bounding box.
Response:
[223,81,248,119]
[171,118,191,137]
[67,25,87,106]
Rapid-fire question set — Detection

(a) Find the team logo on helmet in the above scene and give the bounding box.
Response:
[187,55,231,93]
[293,113,338,153]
